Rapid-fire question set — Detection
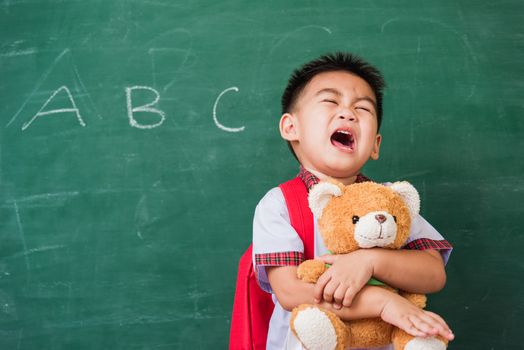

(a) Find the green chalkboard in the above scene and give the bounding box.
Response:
[1,0,522,349]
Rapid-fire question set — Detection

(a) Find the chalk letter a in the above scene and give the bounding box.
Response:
[22,86,86,131]
[125,86,165,129]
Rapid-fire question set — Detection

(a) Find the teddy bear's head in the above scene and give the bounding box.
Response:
[309,181,420,254]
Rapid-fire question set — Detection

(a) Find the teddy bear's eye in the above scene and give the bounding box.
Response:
[352,216,360,224]
[393,216,397,223]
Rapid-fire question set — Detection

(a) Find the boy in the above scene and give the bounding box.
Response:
[252,53,455,349]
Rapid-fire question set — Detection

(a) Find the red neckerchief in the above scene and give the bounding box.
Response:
[297,165,371,192]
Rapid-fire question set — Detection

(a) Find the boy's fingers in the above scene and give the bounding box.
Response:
[419,314,446,335]
[314,274,331,302]
[416,314,441,332]
[424,311,454,339]
[342,287,357,307]
[408,315,434,336]
[323,280,340,303]
[425,311,451,330]
[401,320,427,338]
[414,312,455,341]
[332,285,346,307]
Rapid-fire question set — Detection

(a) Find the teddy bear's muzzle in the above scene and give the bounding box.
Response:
[354,211,397,248]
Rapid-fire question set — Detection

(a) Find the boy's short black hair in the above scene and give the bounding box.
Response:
[281,52,386,160]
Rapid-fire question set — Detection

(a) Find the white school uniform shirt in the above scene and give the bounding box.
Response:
[253,186,452,350]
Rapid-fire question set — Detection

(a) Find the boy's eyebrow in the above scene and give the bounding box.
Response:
[315,88,377,108]
[315,88,342,97]
[355,96,377,107]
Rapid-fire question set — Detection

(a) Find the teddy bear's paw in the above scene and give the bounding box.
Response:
[291,305,347,350]
[297,259,328,283]
[404,337,447,350]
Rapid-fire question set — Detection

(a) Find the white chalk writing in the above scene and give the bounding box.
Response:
[212,86,245,133]
[22,85,86,131]
[125,86,166,129]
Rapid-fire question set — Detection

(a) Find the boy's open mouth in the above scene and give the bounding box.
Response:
[330,130,355,150]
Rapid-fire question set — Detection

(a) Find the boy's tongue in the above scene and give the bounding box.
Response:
[331,130,354,150]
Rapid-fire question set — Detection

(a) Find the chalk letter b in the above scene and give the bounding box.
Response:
[125,86,165,129]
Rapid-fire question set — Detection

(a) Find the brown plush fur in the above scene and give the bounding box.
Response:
[347,317,392,348]
[401,292,427,309]
[319,182,412,254]
[291,181,447,350]
[297,259,328,283]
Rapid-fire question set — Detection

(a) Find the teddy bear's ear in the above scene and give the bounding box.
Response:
[308,181,343,218]
[389,181,420,218]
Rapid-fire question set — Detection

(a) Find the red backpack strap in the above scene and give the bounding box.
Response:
[279,177,315,260]
[229,245,274,350]
[229,177,314,350]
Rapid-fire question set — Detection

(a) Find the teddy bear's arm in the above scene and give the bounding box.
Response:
[297,259,328,283]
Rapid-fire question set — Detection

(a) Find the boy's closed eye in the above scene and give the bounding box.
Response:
[356,106,372,113]
[322,101,374,115]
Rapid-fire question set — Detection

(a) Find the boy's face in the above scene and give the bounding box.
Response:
[280,70,382,180]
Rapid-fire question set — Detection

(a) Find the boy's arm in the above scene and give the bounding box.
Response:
[370,248,446,292]
[267,265,454,340]
[315,213,452,309]
[315,248,446,308]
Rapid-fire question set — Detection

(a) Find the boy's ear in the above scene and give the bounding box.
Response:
[279,113,299,141]
[370,133,382,160]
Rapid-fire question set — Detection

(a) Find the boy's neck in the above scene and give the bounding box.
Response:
[303,166,358,186]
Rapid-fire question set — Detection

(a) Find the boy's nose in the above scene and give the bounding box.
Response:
[338,110,356,121]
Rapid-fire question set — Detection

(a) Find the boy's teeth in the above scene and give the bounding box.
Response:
[331,130,354,148]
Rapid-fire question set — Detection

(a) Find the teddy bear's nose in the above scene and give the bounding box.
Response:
[375,214,387,224]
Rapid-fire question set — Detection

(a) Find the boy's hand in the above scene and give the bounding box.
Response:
[380,293,455,341]
[314,250,373,309]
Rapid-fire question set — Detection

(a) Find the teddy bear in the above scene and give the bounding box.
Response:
[289,180,449,350]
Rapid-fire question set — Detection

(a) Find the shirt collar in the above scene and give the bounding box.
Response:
[298,165,371,192]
